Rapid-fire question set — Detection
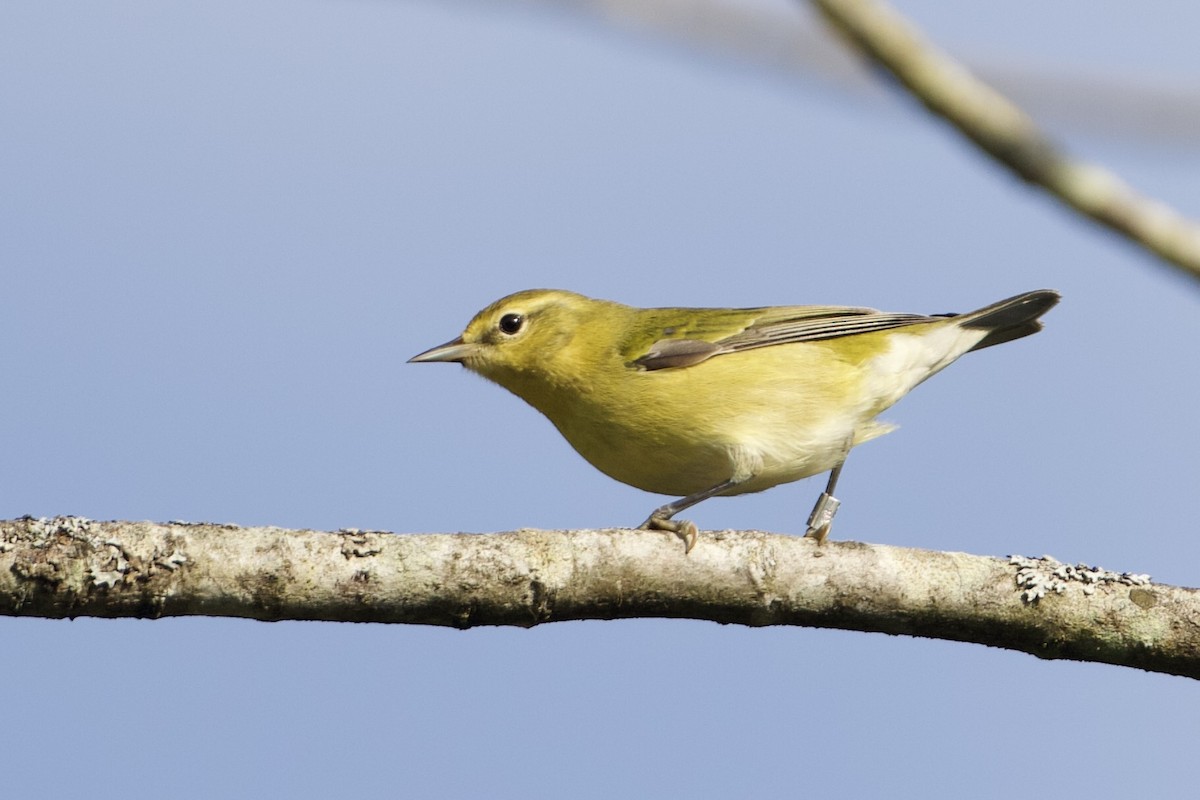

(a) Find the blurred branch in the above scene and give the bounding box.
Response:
[4,516,1198,680]
[531,0,1200,146]
[808,0,1200,283]
[493,0,1200,282]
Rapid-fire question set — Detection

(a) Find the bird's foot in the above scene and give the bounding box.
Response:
[803,491,841,545]
[639,514,699,554]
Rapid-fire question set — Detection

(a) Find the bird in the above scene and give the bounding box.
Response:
[410,288,1060,552]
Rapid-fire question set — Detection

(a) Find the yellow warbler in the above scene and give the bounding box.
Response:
[411,289,1059,551]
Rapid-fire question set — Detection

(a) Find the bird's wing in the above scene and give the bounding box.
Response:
[627,305,943,371]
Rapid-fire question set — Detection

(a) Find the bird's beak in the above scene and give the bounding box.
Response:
[408,337,478,364]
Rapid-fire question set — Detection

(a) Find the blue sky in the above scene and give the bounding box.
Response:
[3,2,1198,797]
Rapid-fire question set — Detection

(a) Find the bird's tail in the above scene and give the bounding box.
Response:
[957,290,1061,352]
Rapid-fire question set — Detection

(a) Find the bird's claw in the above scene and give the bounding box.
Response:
[640,515,699,554]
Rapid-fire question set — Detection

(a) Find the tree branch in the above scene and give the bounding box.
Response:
[514,0,1200,146]
[809,0,1200,284]
[4,517,1197,679]
[455,0,1200,280]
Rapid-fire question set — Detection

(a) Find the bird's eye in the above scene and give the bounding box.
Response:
[498,313,524,335]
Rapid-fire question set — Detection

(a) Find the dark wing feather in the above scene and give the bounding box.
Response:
[634,338,725,370]
[632,306,939,371]
[717,311,936,350]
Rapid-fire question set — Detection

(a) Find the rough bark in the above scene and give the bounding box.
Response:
[2,517,1196,679]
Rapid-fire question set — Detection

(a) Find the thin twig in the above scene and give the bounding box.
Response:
[810,0,1200,283]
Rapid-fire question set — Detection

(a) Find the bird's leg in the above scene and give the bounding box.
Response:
[804,461,844,545]
[639,477,742,554]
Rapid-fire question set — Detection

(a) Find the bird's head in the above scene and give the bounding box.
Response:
[409,289,624,397]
